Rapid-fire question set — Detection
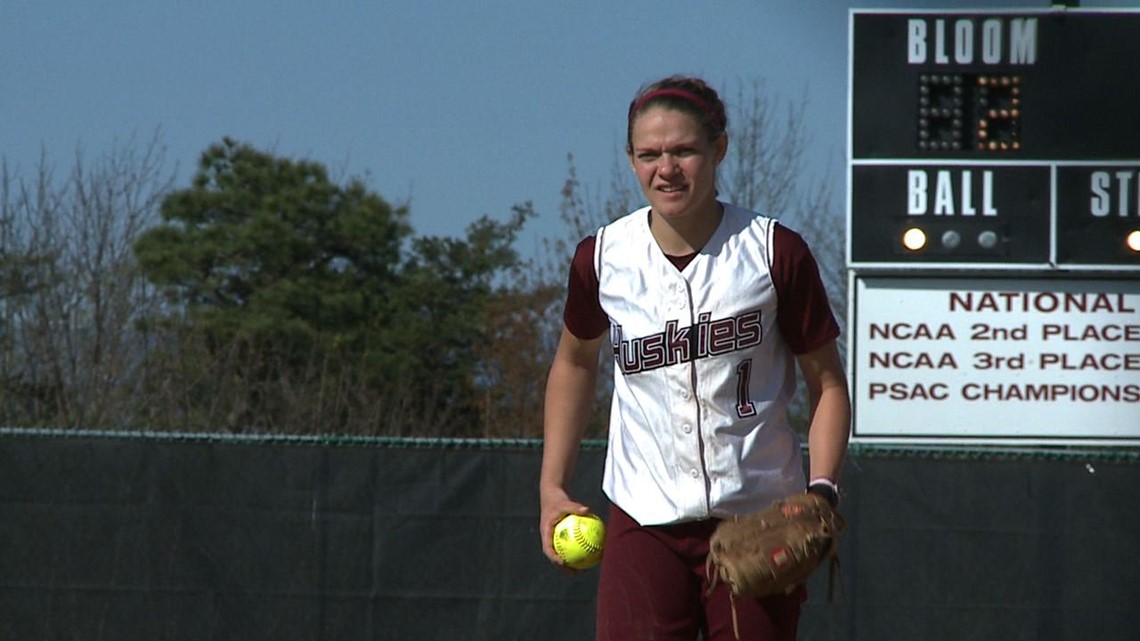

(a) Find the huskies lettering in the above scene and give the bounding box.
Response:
[613,310,763,374]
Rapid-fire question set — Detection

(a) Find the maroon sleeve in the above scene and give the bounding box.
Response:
[771,223,840,354]
[563,236,610,340]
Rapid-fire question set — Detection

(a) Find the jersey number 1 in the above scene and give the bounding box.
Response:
[735,359,757,418]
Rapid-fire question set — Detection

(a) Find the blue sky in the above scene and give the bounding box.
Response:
[3,0,1136,257]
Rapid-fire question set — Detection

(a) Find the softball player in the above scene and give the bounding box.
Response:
[540,75,850,641]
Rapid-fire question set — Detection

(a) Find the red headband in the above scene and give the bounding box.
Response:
[628,87,723,130]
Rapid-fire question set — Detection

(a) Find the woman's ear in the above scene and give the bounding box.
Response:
[714,134,729,165]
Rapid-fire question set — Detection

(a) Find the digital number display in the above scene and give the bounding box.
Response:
[918,73,1022,153]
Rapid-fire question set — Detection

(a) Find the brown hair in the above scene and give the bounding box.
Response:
[626,76,728,152]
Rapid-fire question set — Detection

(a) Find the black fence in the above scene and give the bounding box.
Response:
[2,430,1138,640]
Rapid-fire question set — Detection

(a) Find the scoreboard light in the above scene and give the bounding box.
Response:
[1127,230,1140,253]
[902,227,927,251]
[977,230,999,249]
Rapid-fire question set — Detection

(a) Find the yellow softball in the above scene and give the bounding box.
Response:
[553,513,606,570]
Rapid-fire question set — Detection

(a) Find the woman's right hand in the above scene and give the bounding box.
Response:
[539,487,591,567]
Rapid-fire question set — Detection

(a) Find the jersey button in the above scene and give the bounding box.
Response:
[689,469,700,479]
[682,424,692,434]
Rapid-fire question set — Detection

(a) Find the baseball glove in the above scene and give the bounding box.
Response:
[706,491,845,599]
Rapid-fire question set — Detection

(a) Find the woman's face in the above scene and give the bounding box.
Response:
[628,105,727,224]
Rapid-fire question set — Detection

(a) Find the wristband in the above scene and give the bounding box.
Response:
[807,478,840,508]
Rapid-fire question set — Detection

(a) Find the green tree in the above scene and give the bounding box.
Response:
[134,138,531,435]
[136,137,408,341]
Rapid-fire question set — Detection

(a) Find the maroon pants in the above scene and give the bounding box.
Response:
[596,503,804,641]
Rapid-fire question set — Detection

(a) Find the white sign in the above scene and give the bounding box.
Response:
[851,276,1140,444]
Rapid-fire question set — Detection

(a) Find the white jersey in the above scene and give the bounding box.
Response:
[595,204,804,526]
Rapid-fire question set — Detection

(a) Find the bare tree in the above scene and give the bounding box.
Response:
[0,133,174,428]
[722,80,810,218]
[721,80,847,342]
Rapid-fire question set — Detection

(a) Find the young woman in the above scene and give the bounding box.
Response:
[539,75,850,641]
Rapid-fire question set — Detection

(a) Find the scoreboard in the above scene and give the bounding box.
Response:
[847,9,1140,445]
[849,9,1140,269]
